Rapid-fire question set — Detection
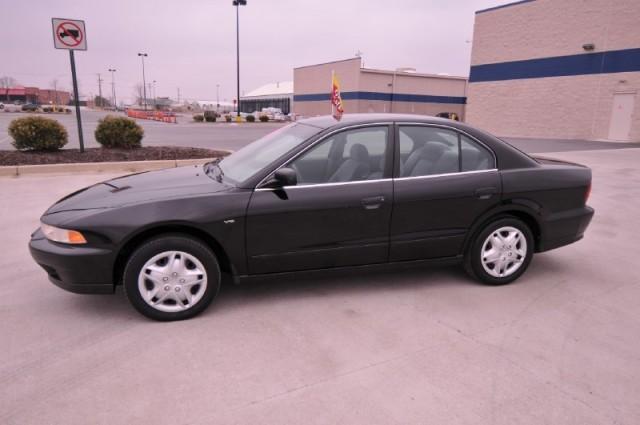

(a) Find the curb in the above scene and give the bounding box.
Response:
[0,156,228,178]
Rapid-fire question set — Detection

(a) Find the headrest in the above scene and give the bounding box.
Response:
[421,142,446,160]
[350,143,370,162]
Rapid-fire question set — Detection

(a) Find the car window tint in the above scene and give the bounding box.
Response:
[460,135,494,171]
[344,128,387,156]
[398,126,460,177]
[303,136,334,160]
[399,130,414,154]
[220,123,319,184]
[289,126,389,185]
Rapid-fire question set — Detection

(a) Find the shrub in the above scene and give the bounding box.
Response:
[65,108,72,114]
[259,114,269,122]
[94,115,144,149]
[224,115,232,122]
[193,114,204,122]
[246,114,255,122]
[204,110,217,122]
[9,116,68,151]
[42,106,52,113]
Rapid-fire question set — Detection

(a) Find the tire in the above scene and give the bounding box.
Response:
[123,234,221,321]
[464,217,534,285]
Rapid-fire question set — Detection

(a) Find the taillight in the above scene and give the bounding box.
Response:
[585,182,591,203]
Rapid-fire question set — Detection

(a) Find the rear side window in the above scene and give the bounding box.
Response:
[398,126,459,177]
[398,126,495,177]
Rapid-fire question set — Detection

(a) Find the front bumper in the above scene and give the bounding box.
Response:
[538,205,594,252]
[29,229,116,294]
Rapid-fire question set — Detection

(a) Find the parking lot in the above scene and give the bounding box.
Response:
[2,146,639,424]
[0,110,285,152]
[2,110,636,155]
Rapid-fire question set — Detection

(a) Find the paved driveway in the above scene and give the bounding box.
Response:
[1,148,639,424]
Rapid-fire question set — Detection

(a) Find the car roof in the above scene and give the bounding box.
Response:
[297,113,463,129]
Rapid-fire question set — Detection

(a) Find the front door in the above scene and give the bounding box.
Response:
[608,93,635,141]
[390,124,501,261]
[246,125,393,274]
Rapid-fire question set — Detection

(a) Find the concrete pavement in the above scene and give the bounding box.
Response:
[1,148,639,424]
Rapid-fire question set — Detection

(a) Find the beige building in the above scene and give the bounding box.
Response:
[466,0,640,142]
[293,57,467,119]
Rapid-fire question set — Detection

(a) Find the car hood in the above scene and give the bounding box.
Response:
[44,165,231,215]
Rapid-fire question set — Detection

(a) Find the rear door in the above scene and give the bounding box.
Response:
[246,124,394,274]
[390,124,500,261]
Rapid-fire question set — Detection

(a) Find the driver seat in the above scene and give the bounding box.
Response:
[328,144,371,182]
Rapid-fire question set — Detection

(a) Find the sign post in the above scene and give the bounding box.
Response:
[52,18,87,153]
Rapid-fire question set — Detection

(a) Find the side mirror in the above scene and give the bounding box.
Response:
[273,167,297,187]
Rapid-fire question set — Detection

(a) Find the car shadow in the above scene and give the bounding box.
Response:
[209,262,474,315]
[63,255,561,321]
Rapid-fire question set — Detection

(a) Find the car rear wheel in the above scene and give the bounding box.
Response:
[464,217,533,285]
[123,234,220,321]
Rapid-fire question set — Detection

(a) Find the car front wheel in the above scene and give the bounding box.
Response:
[123,234,220,321]
[464,217,534,285]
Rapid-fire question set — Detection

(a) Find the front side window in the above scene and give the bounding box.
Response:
[288,126,389,185]
[398,126,494,177]
[219,123,320,184]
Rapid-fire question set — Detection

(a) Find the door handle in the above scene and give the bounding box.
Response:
[361,196,385,210]
[475,187,497,200]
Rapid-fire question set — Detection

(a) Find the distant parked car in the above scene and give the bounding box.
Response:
[2,103,21,112]
[22,103,39,112]
[30,113,594,321]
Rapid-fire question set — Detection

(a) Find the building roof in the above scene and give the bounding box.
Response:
[360,67,467,80]
[242,81,293,98]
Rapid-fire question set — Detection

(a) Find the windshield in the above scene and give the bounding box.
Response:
[218,123,320,184]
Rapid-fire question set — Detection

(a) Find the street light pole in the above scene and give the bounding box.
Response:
[138,53,148,110]
[216,84,220,113]
[108,68,116,109]
[232,0,246,122]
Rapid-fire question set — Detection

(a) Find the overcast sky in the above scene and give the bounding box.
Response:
[1,0,506,103]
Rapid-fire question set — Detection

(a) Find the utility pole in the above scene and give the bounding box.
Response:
[152,80,156,108]
[108,68,116,109]
[97,73,103,108]
[138,53,148,110]
[216,83,220,112]
[232,0,247,122]
[177,87,180,104]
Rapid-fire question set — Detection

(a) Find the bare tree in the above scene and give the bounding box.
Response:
[133,84,144,107]
[0,76,19,101]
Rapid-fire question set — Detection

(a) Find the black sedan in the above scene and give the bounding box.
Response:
[30,114,594,320]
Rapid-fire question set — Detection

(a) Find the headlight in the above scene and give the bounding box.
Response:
[41,223,87,244]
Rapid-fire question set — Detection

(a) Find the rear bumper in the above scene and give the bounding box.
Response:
[29,230,116,294]
[538,205,594,252]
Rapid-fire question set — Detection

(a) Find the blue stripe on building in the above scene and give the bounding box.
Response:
[476,0,535,15]
[469,48,640,83]
[294,91,466,104]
